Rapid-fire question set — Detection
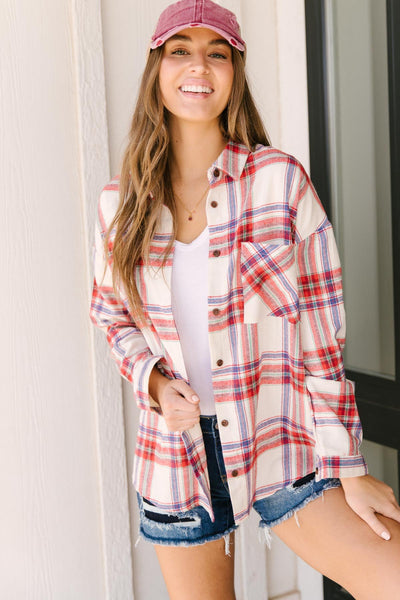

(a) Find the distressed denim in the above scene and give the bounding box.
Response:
[137,415,341,550]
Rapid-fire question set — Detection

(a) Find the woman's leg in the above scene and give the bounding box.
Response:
[272,485,400,599]
[154,533,236,600]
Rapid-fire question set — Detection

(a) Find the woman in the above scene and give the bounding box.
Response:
[90,1,400,598]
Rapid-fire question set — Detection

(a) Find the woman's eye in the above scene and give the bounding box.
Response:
[210,52,228,60]
[171,48,189,55]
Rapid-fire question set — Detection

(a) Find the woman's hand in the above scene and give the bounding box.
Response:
[158,379,201,432]
[149,367,201,432]
[340,474,400,540]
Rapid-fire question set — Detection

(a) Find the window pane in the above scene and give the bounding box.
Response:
[361,440,399,502]
[325,0,395,378]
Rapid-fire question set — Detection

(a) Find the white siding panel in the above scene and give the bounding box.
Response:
[1,0,106,598]
[71,0,134,598]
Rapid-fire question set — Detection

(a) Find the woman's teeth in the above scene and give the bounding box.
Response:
[180,85,213,94]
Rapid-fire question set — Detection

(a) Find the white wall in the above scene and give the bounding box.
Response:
[1,1,107,598]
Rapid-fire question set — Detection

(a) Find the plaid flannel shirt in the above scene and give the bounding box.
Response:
[90,142,368,524]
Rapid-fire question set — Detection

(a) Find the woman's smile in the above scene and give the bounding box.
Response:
[179,78,214,98]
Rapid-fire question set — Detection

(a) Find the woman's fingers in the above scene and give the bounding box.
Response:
[384,503,400,525]
[170,379,200,404]
[358,508,392,540]
[158,379,201,432]
[164,409,200,432]
[341,474,400,541]
[373,499,400,531]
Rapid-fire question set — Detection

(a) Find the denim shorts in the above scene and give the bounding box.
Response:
[137,415,341,549]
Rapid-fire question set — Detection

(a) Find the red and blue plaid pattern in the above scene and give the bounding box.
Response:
[90,142,367,523]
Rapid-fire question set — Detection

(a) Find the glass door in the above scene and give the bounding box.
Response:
[305,1,400,597]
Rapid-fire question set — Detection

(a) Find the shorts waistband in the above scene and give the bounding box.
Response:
[199,415,218,434]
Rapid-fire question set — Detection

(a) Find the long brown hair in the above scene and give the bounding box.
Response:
[106,46,270,326]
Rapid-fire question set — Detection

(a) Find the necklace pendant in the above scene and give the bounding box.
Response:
[188,214,193,221]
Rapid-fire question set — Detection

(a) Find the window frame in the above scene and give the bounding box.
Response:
[304,0,400,447]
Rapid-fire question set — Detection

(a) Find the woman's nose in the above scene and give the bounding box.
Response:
[189,53,209,73]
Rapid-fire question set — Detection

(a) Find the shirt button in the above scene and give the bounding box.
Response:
[213,168,220,178]
[216,359,224,367]
[221,419,229,427]
[213,308,220,316]
[211,200,218,208]
[232,469,239,477]
[213,249,221,257]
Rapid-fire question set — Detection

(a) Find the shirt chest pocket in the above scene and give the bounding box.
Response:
[240,242,299,324]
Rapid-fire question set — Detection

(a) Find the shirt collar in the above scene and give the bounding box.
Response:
[156,141,251,235]
[209,141,250,182]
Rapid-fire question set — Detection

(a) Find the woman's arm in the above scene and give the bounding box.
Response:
[293,163,367,479]
[90,275,163,412]
[90,187,163,412]
[292,160,400,539]
[91,276,200,427]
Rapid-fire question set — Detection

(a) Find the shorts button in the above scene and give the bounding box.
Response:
[216,359,224,367]
[213,308,220,316]
[221,419,229,427]
[232,469,239,477]
[213,249,221,257]
[213,168,220,178]
[211,200,218,208]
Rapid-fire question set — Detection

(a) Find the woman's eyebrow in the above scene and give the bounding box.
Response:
[168,34,191,42]
[209,39,230,47]
[167,34,230,47]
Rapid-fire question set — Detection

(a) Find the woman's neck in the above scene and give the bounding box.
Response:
[168,120,227,186]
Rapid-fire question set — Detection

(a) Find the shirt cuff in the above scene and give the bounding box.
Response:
[315,454,369,481]
[133,354,164,413]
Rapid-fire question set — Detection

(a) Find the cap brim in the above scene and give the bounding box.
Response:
[150,23,245,52]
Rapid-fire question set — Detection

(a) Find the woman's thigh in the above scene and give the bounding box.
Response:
[272,485,400,600]
[155,534,236,600]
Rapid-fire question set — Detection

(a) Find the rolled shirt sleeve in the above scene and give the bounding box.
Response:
[89,189,163,412]
[294,165,368,480]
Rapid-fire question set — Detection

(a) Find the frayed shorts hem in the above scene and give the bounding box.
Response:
[137,523,238,549]
[257,478,342,549]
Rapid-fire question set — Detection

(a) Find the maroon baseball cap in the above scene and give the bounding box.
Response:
[150,0,245,52]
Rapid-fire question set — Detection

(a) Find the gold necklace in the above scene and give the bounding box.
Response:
[173,183,210,221]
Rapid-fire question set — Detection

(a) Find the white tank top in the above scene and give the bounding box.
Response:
[171,227,216,415]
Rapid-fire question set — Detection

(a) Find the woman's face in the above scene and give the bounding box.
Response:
[158,27,234,128]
